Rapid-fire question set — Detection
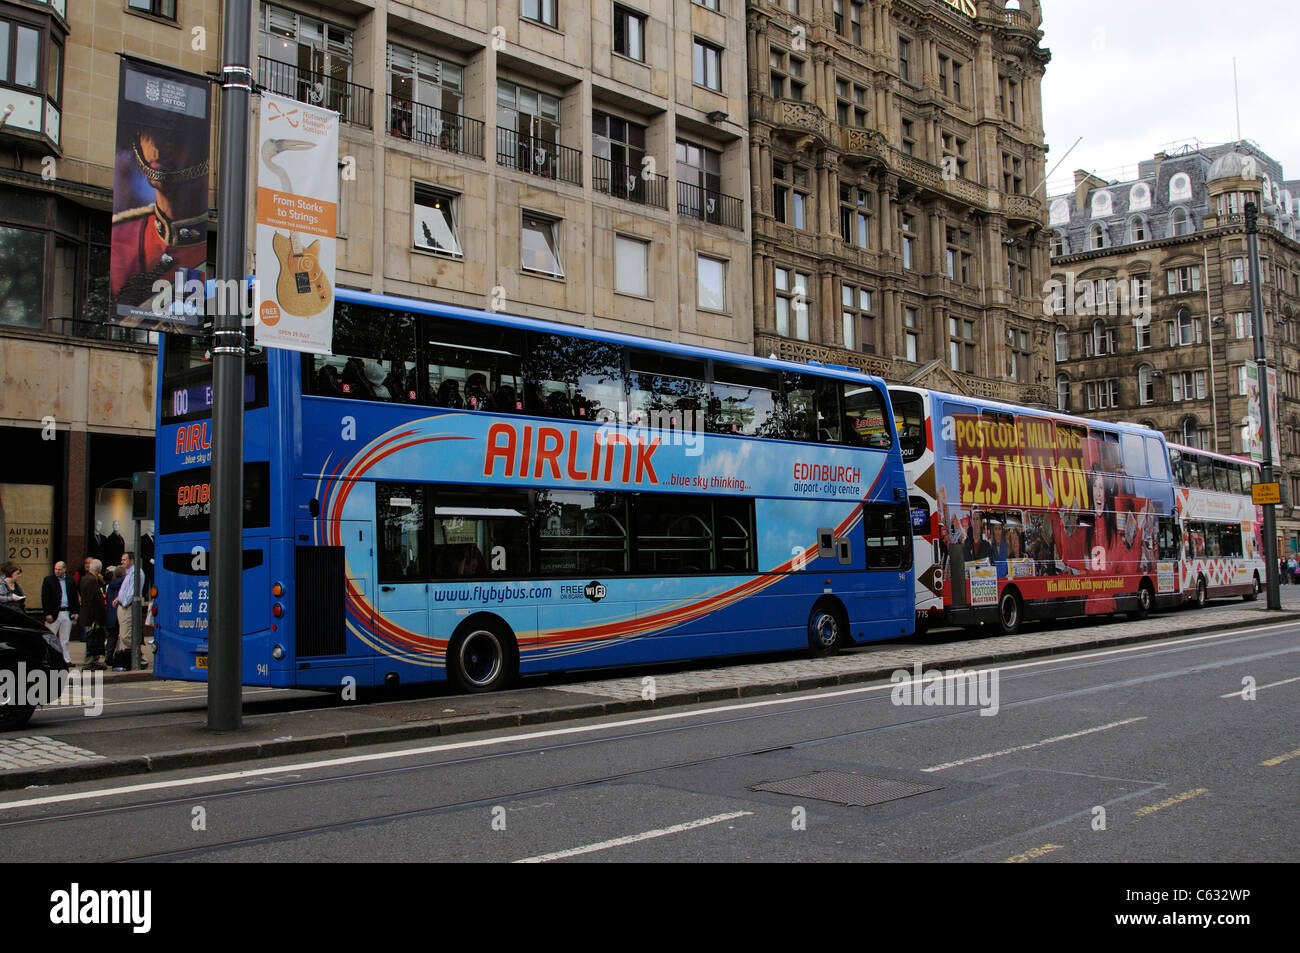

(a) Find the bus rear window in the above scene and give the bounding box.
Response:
[843,384,891,449]
[889,390,925,463]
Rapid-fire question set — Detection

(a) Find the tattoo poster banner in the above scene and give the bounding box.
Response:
[254,91,338,355]
[111,57,212,333]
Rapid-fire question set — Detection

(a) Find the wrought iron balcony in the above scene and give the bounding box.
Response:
[592,155,668,209]
[387,96,484,159]
[676,181,744,230]
[496,127,582,186]
[257,56,372,128]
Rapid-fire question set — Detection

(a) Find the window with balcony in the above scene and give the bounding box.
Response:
[593,111,659,205]
[523,0,557,28]
[676,138,740,227]
[613,5,646,61]
[521,213,563,278]
[693,38,721,91]
[775,267,810,339]
[388,45,468,151]
[940,132,968,179]
[260,5,359,124]
[1002,152,1024,195]
[498,80,578,184]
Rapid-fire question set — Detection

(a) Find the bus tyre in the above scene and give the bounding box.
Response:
[997,590,1023,636]
[1244,574,1260,602]
[1128,582,1153,620]
[1195,577,1208,609]
[448,618,517,694]
[807,600,847,658]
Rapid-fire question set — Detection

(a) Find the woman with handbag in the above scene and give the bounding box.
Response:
[0,562,27,608]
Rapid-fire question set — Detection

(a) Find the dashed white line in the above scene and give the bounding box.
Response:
[921,717,1147,772]
[513,811,753,863]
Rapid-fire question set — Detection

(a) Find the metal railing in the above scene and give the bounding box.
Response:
[257,56,372,128]
[496,127,582,186]
[48,317,159,347]
[676,181,744,230]
[591,155,668,209]
[387,96,484,159]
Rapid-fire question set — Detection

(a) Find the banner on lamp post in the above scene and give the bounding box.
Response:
[253,91,338,354]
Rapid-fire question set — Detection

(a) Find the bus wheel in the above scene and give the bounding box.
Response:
[1244,574,1261,602]
[807,600,847,658]
[448,618,517,694]
[997,590,1023,636]
[1195,577,1208,609]
[1128,582,1153,620]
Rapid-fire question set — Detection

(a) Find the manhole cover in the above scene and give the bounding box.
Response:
[751,771,939,807]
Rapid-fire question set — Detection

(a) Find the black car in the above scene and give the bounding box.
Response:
[0,603,69,729]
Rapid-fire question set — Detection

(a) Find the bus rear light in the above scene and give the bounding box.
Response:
[151,603,159,617]
[272,582,284,597]
[150,586,158,599]
[272,603,283,618]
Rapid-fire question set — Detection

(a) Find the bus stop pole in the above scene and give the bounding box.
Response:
[1246,202,1281,611]
[208,0,254,730]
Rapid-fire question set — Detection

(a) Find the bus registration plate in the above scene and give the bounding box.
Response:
[195,655,208,669]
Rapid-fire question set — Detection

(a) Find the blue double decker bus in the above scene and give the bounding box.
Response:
[152,290,913,693]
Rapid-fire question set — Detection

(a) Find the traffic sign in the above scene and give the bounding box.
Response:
[1252,482,1281,505]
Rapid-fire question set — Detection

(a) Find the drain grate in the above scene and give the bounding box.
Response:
[751,771,939,807]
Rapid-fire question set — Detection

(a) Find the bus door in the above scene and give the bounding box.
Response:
[373,484,431,679]
[293,517,373,664]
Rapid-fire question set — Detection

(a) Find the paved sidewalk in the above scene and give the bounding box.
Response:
[4,594,1298,792]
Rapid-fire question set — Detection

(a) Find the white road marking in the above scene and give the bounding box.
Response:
[1218,674,1300,698]
[513,811,753,863]
[921,717,1148,772]
[0,620,1292,812]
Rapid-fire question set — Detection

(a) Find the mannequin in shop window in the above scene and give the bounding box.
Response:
[88,520,106,562]
[103,521,126,569]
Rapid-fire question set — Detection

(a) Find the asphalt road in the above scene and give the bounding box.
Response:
[1,615,1295,863]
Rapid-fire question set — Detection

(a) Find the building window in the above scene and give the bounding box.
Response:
[693,38,721,90]
[1233,312,1253,339]
[945,226,972,282]
[1171,370,1207,402]
[835,78,868,128]
[413,186,462,256]
[1231,258,1246,285]
[902,213,916,270]
[1089,223,1105,250]
[522,0,558,28]
[1055,325,1069,362]
[260,5,355,119]
[497,78,562,172]
[615,235,649,297]
[127,0,177,20]
[1085,380,1120,410]
[1002,153,1024,195]
[1135,317,1151,351]
[1170,206,1193,236]
[1170,308,1201,346]
[999,74,1018,121]
[0,225,44,328]
[612,5,647,61]
[850,2,863,44]
[1181,416,1206,449]
[775,267,810,339]
[842,284,874,353]
[1237,365,1250,397]
[1006,242,1028,297]
[1050,231,1066,257]
[940,133,968,179]
[901,118,915,156]
[1138,365,1155,405]
[592,111,650,202]
[839,184,871,248]
[1166,265,1201,295]
[769,49,805,101]
[898,37,912,83]
[1131,276,1151,314]
[773,161,809,229]
[904,306,918,361]
[1057,375,1070,412]
[697,255,726,311]
[1128,216,1146,243]
[388,46,464,144]
[692,0,720,9]
[1007,327,1030,381]
[521,213,563,277]
[948,317,976,373]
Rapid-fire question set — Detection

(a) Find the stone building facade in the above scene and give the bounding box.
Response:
[1049,140,1300,553]
[745,0,1052,405]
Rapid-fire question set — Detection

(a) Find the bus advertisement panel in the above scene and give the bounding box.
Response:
[153,290,914,693]
[890,386,1178,634]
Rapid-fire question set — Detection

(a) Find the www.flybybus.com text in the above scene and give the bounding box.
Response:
[1115,889,1252,928]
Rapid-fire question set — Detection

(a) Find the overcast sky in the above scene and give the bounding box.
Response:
[1040,1,1300,196]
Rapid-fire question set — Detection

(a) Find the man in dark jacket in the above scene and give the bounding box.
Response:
[79,559,107,670]
[41,561,80,666]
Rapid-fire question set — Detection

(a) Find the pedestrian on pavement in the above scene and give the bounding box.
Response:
[0,561,27,608]
[1292,556,1300,587]
[1284,557,1293,585]
[111,552,144,669]
[103,566,122,666]
[79,559,107,670]
[40,560,80,666]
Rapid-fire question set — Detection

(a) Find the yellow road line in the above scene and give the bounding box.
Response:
[1261,748,1300,767]
[1002,844,1064,863]
[1132,787,1208,817]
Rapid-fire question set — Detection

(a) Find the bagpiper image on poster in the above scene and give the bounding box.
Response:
[110,56,212,333]
[254,91,339,355]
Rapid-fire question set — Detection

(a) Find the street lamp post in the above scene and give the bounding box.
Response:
[1246,202,1282,610]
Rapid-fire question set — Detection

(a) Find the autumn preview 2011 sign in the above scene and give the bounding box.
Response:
[254,91,339,355]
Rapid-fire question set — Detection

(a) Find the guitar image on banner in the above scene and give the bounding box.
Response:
[261,138,332,317]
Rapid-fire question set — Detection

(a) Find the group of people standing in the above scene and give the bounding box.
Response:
[0,553,144,670]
